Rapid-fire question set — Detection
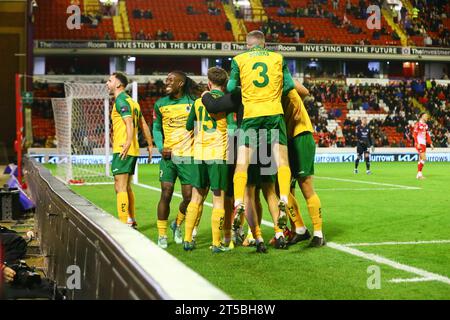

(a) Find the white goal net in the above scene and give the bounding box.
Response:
[52,82,139,185]
[51,83,110,184]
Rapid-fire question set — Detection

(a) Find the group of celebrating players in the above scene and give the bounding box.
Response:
[105,29,433,254]
[107,30,324,253]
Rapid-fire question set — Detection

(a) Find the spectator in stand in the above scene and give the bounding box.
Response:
[208,3,220,15]
[332,0,339,11]
[143,10,153,19]
[424,34,433,46]
[167,30,174,40]
[373,30,380,40]
[155,29,163,40]
[198,31,211,41]
[133,9,142,19]
[278,6,286,16]
[136,29,146,40]
[187,5,196,15]
[225,20,232,31]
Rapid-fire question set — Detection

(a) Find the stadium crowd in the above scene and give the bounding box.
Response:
[303,80,450,147]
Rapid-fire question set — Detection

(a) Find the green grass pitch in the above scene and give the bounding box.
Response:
[55,162,450,299]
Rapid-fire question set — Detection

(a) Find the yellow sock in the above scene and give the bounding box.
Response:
[277,165,291,201]
[116,192,129,223]
[233,171,248,204]
[251,225,262,241]
[288,192,305,229]
[128,190,135,220]
[157,220,168,237]
[306,194,322,232]
[211,208,225,246]
[274,225,283,234]
[184,203,199,242]
[194,204,203,228]
[176,210,185,226]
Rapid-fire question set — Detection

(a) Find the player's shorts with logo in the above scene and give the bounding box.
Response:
[356,142,369,155]
[191,160,228,191]
[239,114,288,147]
[112,153,138,176]
[159,156,193,185]
[288,132,316,179]
[415,144,426,153]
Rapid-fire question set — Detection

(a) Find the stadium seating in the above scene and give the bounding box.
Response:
[126,0,234,41]
[34,0,116,40]
[249,0,401,45]
[33,0,450,47]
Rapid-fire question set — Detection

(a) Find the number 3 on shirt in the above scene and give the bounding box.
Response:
[252,62,269,88]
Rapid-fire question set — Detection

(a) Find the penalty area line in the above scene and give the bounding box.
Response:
[327,242,450,286]
[135,182,450,286]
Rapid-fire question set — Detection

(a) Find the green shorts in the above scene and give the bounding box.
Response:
[159,156,193,185]
[112,153,138,176]
[239,114,287,147]
[191,160,228,191]
[288,132,316,179]
[247,164,276,186]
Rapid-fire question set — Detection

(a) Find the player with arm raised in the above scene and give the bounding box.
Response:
[152,71,199,249]
[413,112,434,179]
[354,117,373,175]
[227,30,295,232]
[107,72,153,229]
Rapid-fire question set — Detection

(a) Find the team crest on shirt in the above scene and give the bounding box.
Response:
[121,105,129,113]
[185,105,191,112]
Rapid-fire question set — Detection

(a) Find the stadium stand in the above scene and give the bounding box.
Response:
[33,0,449,46]
[304,80,450,147]
[30,79,449,149]
[126,0,234,41]
[248,0,401,45]
[34,0,116,40]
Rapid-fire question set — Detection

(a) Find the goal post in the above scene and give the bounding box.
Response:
[51,82,139,185]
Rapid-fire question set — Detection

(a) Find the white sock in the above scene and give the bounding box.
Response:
[127,217,135,224]
[313,230,323,238]
[275,231,284,239]
[296,226,307,235]
[234,199,243,207]
[280,195,288,203]
[247,228,253,235]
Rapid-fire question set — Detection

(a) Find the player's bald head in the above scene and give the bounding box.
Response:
[246,30,265,49]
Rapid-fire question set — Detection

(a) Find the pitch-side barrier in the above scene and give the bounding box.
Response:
[24,157,230,300]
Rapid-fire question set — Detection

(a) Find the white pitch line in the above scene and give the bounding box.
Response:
[327,242,450,286]
[136,181,450,286]
[315,176,421,190]
[388,277,436,283]
[343,240,450,247]
[314,188,407,191]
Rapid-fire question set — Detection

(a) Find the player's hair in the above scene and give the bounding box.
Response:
[207,67,228,89]
[112,71,129,88]
[170,70,202,100]
[246,30,265,47]
[418,111,427,119]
